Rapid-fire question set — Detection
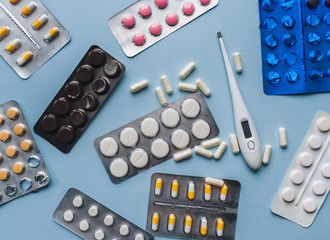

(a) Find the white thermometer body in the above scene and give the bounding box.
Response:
[218,31,262,170]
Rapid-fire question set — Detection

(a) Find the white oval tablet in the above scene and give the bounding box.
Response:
[104,214,114,226]
[171,129,190,149]
[135,233,145,240]
[308,135,322,150]
[120,127,139,147]
[63,210,74,222]
[298,152,313,167]
[119,224,130,236]
[151,139,170,158]
[290,170,304,185]
[88,205,99,217]
[303,198,317,213]
[191,119,210,140]
[281,188,295,202]
[94,229,105,240]
[140,117,159,137]
[317,117,330,132]
[73,195,83,208]
[312,181,326,196]
[130,148,149,168]
[181,98,201,118]
[161,108,180,128]
[109,158,129,178]
[79,219,90,232]
[321,163,330,178]
[100,137,118,157]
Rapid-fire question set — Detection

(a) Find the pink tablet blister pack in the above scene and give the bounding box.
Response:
[108,0,219,57]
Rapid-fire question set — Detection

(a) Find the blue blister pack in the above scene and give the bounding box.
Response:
[259,0,330,95]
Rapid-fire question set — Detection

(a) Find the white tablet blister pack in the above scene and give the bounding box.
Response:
[271,111,330,227]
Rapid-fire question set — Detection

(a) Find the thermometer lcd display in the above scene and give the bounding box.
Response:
[241,120,252,139]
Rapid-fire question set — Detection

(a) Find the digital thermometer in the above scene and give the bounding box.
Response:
[217,31,262,170]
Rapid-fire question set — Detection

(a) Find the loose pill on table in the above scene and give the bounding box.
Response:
[79,220,90,232]
[181,98,200,118]
[200,217,208,236]
[279,127,287,148]
[155,0,168,8]
[0,26,10,40]
[178,82,197,92]
[194,146,213,158]
[171,129,190,149]
[122,14,135,28]
[184,215,192,234]
[151,139,170,158]
[155,87,167,106]
[220,184,228,201]
[204,183,211,201]
[140,117,159,137]
[32,14,48,30]
[99,137,118,157]
[214,141,228,160]
[161,75,173,94]
[7,107,19,119]
[109,158,129,178]
[5,38,22,53]
[180,62,195,79]
[233,52,243,73]
[216,218,224,237]
[168,214,176,232]
[191,119,211,140]
[152,212,160,231]
[229,134,240,154]
[129,148,149,168]
[94,229,105,240]
[120,127,139,147]
[88,205,99,217]
[139,4,152,18]
[205,177,224,187]
[155,178,163,196]
[173,148,192,162]
[171,179,179,198]
[104,214,114,226]
[161,108,180,128]
[187,181,195,200]
[149,22,162,36]
[119,224,129,236]
[17,51,33,66]
[21,2,37,17]
[133,33,146,46]
[130,80,148,93]
[262,145,272,165]
[166,12,179,26]
[63,210,74,222]
[196,79,211,97]
[201,137,221,149]
[73,195,83,208]
[182,2,195,16]
[43,27,60,42]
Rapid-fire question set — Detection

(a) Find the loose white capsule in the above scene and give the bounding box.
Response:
[230,134,240,154]
[161,75,173,94]
[200,217,208,236]
[204,183,212,201]
[205,177,224,187]
[279,127,287,148]
[216,218,224,237]
[201,138,221,149]
[184,215,192,234]
[173,148,193,162]
[155,87,167,106]
[178,82,197,92]
[168,214,176,232]
[180,62,195,79]
[32,14,48,30]
[43,27,60,42]
[5,38,22,53]
[233,52,243,73]
[21,2,37,17]
[130,80,148,93]
[151,212,160,231]
[196,79,211,97]
[0,26,10,40]
[220,184,228,201]
[214,141,228,160]
[194,146,213,159]
[154,177,163,196]
[16,51,33,66]
[262,145,272,165]
[187,181,195,200]
[171,179,179,198]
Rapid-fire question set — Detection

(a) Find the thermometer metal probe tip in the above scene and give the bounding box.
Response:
[217,31,222,38]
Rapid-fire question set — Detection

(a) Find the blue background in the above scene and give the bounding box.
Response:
[0,0,329,239]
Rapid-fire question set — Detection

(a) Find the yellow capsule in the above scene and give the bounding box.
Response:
[151,212,159,231]
[187,181,195,200]
[9,0,21,5]
[21,2,37,17]
[155,178,163,196]
[200,217,208,236]
[171,179,179,198]
[32,14,48,30]
[17,51,33,66]
[0,26,10,40]
[216,218,224,237]
[220,184,228,201]
[168,214,176,232]
[204,183,212,201]
[43,27,59,42]
[184,215,192,234]
[5,38,22,53]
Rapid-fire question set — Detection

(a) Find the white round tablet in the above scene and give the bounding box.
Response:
[161,108,180,128]
[79,219,90,232]
[100,137,118,157]
[88,205,99,217]
[298,152,313,167]
[129,148,149,168]
[171,129,190,149]
[151,139,170,158]
[321,163,330,178]
[312,181,326,196]
[317,117,330,132]
[73,195,83,208]
[135,233,145,240]
[181,98,201,118]
[109,158,129,178]
[140,118,159,137]
[303,198,317,213]
[119,224,129,236]
[63,210,74,222]
[281,188,295,202]
[290,170,304,185]
[308,135,322,150]
[94,229,105,240]
[120,127,139,147]
[191,119,210,140]
[104,214,114,226]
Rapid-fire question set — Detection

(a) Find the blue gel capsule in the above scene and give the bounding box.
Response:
[262,0,278,11]
[306,32,321,44]
[283,34,297,46]
[264,17,278,31]
[267,71,281,84]
[282,16,296,29]
[265,35,279,48]
[280,0,295,9]
[310,69,324,81]
[308,50,323,63]
[325,31,330,43]
[325,13,330,26]
[285,52,298,66]
[285,71,299,83]
[306,15,321,27]
[266,53,280,66]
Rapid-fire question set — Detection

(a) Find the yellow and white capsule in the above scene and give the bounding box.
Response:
[21,2,37,17]
[184,215,192,234]
[220,184,228,201]
[216,218,224,237]
[200,217,208,236]
[168,214,176,232]
[9,0,21,5]
[0,26,10,40]
[204,183,212,201]
[16,51,33,66]
[151,212,160,231]
[5,38,22,53]
[43,27,60,42]
[32,14,48,30]
[154,178,163,196]
[171,179,179,198]
[187,181,195,200]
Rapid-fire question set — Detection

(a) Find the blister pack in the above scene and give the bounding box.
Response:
[34,45,126,153]
[53,188,154,240]
[146,173,241,240]
[0,0,70,79]
[0,100,50,206]
[108,0,219,57]
[259,0,330,95]
[271,111,330,227]
[94,92,219,184]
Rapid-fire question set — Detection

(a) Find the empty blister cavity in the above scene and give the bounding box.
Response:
[161,108,180,128]
[171,129,190,149]
[191,119,210,139]
[129,148,149,168]
[141,118,159,137]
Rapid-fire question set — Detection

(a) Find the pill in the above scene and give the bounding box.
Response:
[73,195,84,208]
[298,152,313,167]
[214,141,228,160]
[139,4,152,18]
[93,78,109,95]
[281,187,295,202]
[308,135,322,150]
[279,127,287,148]
[152,212,160,231]
[201,137,221,149]
[109,158,128,178]
[191,119,210,140]
[129,148,149,168]
[168,214,176,231]
[180,62,195,79]
[0,115,4,125]
[204,183,211,201]
[196,79,211,97]
[155,0,168,8]
[119,224,129,236]
[181,98,200,118]
[0,169,9,181]
[194,146,213,158]
[312,181,326,196]
[122,14,135,28]
[173,148,193,161]
[151,138,170,158]
[220,184,228,201]
[166,12,179,26]
[56,125,74,144]
[233,52,243,73]
[21,2,37,17]
[32,14,48,30]
[13,123,26,136]
[178,82,197,92]
[135,234,145,240]
[12,162,25,174]
[6,146,17,158]
[200,217,208,236]
[17,51,33,66]
[156,87,167,106]
[133,33,146,46]
[205,177,224,187]
[303,198,317,213]
[161,108,180,128]
[155,178,163,196]
[88,205,99,217]
[99,137,118,157]
[161,75,173,94]
[9,0,20,4]
[149,22,162,36]
[184,215,192,234]
[262,145,272,165]
[200,0,211,5]
[141,117,159,137]
[317,117,330,132]
[171,129,190,149]
[171,179,179,198]
[5,38,22,53]
[104,214,114,226]
[307,0,319,7]
[63,210,74,222]
[130,80,149,93]
[230,134,240,154]
[0,130,11,142]
[321,164,330,178]
[7,107,19,119]
[43,27,60,42]
[290,170,304,185]
[120,127,139,147]
[94,229,105,240]
[79,220,90,231]
[0,26,10,40]
[182,2,195,16]
[187,181,195,200]
[217,218,224,237]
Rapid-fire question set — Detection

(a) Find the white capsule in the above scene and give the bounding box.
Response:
[180,62,195,79]
[32,14,48,30]
[279,127,287,148]
[130,80,148,93]
[43,27,60,42]
[151,212,160,231]
[194,146,213,159]
[262,145,272,165]
[196,79,211,97]
[201,138,221,149]
[178,82,197,92]
[168,214,176,232]
[214,141,228,160]
[155,87,167,106]
[16,51,33,66]
[229,134,240,154]
[161,75,173,94]
[205,177,224,187]
[233,52,243,73]
[173,148,193,162]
